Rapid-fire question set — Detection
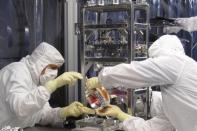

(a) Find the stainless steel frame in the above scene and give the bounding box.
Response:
[64,0,80,104]
[79,1,150,119]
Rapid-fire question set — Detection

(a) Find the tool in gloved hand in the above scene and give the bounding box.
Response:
[85,84,110,109]
[96,105,131,122]
[44,72,83,93]
[61,102,95,129]
[85,77,110,109]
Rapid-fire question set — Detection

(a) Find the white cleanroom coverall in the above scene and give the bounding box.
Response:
[150,91,163,117]
[98,35,197,131]
[0,42,64,128]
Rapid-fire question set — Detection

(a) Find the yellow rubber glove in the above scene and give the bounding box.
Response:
[86,77,102,90]
[96,105,131,121]
[59,101,95,119]
[45,72,83,93]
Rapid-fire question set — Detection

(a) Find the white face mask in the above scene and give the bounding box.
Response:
[40,68,58,85]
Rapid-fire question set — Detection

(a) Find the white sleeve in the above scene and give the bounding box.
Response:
[98,56,183,89]
[150,91,163,117]
[4,69,50,118]
[182,16,197,32]
[123,115,176,131]
[38,103,64,127]
[164,16,197,33]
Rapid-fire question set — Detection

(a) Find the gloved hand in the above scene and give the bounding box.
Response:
[96,105,131,121]
[45,72,83,93]
[86,77,102,90]
[59,101,95,118]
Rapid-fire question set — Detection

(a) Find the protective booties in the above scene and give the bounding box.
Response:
[96,105,131,121]
[59,101,95,119]
[45,72,83,93]
[86,77,102,90]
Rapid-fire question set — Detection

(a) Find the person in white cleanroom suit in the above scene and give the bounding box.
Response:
[86,35,197,131]
[0,42,95,128]
[164,16,197,33]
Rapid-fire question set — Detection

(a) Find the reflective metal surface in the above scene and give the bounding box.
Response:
[86,87,110,109]
[75,117,122,131]
[79,2,150,118]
